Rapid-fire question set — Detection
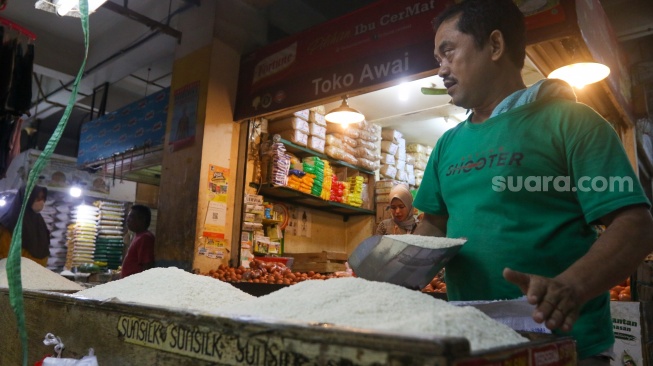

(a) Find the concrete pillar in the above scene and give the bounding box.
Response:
[155,1,263,272]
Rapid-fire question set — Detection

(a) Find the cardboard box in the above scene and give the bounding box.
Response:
[454,336,576,366]
[376,203,392,223]
[375,179,398,188]
[244,194,263,205]
[610,301,653,366]
[286,251,348,273]
[257,256,294,269]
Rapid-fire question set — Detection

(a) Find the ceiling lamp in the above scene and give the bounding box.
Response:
[325,96,365,125]
[69,185,82,198]
[35,0,107,17]
[545,38,610,89]
[548,62,610,89]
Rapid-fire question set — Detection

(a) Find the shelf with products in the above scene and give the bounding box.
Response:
[275,137,375,175]
[242,198,288,258]
[251,183,374,222]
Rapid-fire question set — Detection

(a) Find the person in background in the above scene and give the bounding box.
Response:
[121,204,155,278]
[376,183,417,235]
[0,185,50,266]
[413,0,653,364]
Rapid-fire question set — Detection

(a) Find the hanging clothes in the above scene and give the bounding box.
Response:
[5,43,34,114]
[0,25,36,177]
[0,117,13,178]
[0,38,17,109]
[17,43,34,113]
[8,116,23,166]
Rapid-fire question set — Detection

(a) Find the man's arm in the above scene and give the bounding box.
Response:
[413,213,448,237]
[566,205,653,303]
[504,205,653,331]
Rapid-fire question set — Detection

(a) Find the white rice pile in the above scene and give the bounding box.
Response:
[385,235,465,249]
[74,267,254,313]
[217,277,527,351]
[0,257,83,291]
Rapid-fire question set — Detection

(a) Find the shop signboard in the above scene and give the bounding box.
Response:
[233,0,571,121]
[234,0,447,121]
[77,87,170,167]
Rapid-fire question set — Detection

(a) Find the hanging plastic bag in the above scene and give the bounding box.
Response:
[41,354,98,366]
[35,333,99,366]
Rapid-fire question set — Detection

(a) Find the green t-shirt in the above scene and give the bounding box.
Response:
[414,97,650,359]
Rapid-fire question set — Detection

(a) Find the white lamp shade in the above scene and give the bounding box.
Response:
[325,98,365,125]
[88,0,107,12]
[36,0,107,17]
[548,62,610,89]
[56,0,76,16]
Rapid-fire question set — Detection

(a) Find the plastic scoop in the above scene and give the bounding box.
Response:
[348,235,465,290]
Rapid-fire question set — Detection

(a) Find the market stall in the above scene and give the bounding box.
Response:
[186,0,653,364]
[0,149,140,276]
[2,0,650,365]
[211,0,651,305]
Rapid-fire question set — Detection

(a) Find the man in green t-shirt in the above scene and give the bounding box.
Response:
[413,0,653,364]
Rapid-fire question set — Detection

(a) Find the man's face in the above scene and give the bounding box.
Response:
[434,15,494,109]
[126,210,139,232]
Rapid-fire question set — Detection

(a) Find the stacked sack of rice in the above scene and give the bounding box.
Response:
[306,107,327,154]
[406,143,433,187]
[42,192,74,272]
[325,120,381,171]
[380,128,411,184]
[324,127,359,166]
[65,204,99,270]
[268,109,311,147]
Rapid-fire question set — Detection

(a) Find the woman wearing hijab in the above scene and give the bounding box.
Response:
[0,185,50,266]
[375,183,417,235]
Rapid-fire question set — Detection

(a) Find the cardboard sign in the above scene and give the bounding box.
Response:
[610,301,644,366]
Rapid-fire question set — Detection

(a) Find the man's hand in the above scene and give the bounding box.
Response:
[503,268,581,332]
